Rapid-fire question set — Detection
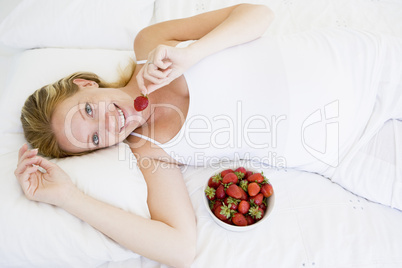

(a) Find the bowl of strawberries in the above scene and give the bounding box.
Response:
[204,166,275,231]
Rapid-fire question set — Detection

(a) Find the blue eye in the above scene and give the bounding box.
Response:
[85,103,93,116]
[92,133,99,146]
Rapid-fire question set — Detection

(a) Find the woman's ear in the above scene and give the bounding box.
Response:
[73,79,99,89]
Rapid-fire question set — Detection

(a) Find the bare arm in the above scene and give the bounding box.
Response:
[15,144,196,267]
[134,4,274,93]
[62,157,196,267]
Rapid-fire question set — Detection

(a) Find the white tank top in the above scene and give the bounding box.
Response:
[132,28,383,174]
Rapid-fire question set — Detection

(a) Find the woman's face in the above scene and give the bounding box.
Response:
[52,80,144,154]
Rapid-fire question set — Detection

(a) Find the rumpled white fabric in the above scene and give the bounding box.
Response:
[0,0,401,267]
[0,0,154,50]
[0,143,150,267]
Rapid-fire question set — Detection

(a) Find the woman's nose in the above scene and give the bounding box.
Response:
[95,103,117,139]
[104,104,119,134]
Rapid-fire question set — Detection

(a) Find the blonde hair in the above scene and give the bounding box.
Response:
[21,61,136,158]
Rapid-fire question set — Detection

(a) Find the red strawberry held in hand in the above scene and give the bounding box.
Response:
[134,94,149,111]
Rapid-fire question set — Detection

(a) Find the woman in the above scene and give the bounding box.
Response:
[14,2,402,267]
[15,4,274,267]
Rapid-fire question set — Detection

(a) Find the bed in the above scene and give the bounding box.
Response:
[0,0,401,267]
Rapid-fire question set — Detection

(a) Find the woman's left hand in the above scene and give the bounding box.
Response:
[14,144,76,207]
[136,45,194,95]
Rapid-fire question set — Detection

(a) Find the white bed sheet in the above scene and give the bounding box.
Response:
[106,0,402,267]
[99,161,402,268]
[0,0,23,99]
[0,0,401,267]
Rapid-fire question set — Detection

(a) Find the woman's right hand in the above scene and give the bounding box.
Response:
[14,144,76,207]
[136,45,195,95]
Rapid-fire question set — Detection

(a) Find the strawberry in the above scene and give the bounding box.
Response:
[232,213,247,226]
[234,167,246,180]
[212,200,223,211]
[214,204,232,221]
[244,171,253,180]
[220,169,234,177]
[248,182,261,197]
[223,219,233,225]
[224,196,239,210]
[257,207,265,220]
[250,193,264,206]
[245,215,255,225]
[238,200,250,214]
[239,187,248,200]
[247,173,264,183]
[259,203,267,212]
[222,173,238,185]
[249,206,264,220]
[235,167,247,175]
[208,174,222,189]
[261,183,274,198]
[226,184,242,199]
[216,184,226,199]
[134,94,149,111]
[239,180,248,192]
[205,186,216,201]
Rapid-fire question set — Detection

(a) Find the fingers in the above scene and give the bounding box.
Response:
[143,63,171,83]
[137,63,173,96]
[21,165,38,183]
[33,156,53,172]
[17,148,38,166]
[136,44,178,95]
[15,156,39,176]
[18,144,35,164]
[146,76,175,94]
[154,60,172,70]
[18,143,28,160]
[15,149,51,179]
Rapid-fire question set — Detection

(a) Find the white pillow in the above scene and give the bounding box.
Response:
[0,47,135,155]
[0,47,150,266]
[0,0,155,50]
[0,143,150,267]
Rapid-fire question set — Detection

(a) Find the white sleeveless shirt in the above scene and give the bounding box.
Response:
[132,28,385,175]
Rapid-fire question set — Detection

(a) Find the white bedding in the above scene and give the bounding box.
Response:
[0,0,401,267]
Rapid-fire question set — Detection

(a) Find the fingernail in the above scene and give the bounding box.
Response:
[32,148,39,152]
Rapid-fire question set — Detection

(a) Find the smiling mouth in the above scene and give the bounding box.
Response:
[114,104,126,133]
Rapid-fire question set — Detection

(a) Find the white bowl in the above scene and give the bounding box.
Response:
[203,165,275,232]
